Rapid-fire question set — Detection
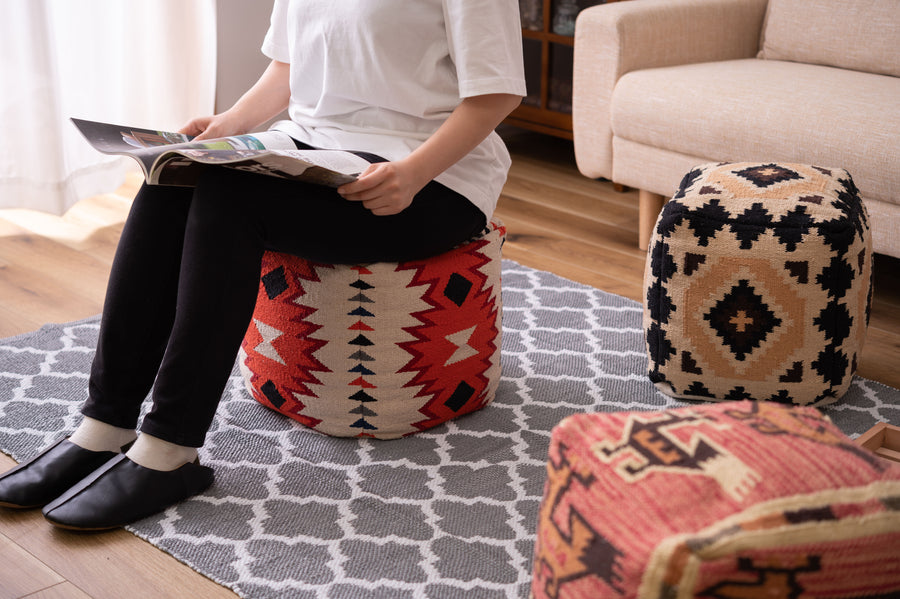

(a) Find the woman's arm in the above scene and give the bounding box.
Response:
[179,60,292,140]
[338,93,522,216]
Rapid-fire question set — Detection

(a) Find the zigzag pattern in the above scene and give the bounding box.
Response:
[244,257,333,430]
[396,232,504,432]
[239,220,506,439]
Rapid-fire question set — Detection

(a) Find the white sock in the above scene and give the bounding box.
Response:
[69,417,137,453]
[126,433,198,472]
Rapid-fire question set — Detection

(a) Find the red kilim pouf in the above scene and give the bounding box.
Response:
[532,401,900,599]
[239,219,505,439]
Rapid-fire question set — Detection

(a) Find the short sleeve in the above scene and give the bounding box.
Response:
[443,0,527,98]
[261,0,290,63]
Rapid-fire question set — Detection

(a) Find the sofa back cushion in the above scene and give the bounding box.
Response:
[758,0,900,78]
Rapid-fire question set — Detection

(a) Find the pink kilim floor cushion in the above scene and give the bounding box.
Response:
[239,219,505,439]
[532,401,900,599]
[644,162,872,406]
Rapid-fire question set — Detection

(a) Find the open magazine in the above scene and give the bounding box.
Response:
[72,118,372,187]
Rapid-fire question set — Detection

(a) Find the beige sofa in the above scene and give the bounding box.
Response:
[572,0,900,257]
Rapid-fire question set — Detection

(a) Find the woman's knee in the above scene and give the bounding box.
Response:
[189,168,261,229]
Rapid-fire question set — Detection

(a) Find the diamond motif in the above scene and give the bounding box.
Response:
[445,381,475,411]
[444,273,473,307]
[704,280,782,360]
[682,257,805,381]
[261,266,289,299]
[733,164,802,188]
[260,380,287,408]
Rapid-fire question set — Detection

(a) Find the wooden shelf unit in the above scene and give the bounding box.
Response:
[506,0,623,139]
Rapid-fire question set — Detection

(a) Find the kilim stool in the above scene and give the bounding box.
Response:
[644,162,873,406]
[531,400,900,599]
[238,219,505,439]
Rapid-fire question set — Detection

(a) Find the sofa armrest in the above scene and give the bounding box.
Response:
[573,0,768,180]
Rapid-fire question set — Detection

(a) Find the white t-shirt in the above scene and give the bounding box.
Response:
[261,0,526,219]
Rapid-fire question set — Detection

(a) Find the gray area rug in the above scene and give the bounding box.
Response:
[1,260,898,598]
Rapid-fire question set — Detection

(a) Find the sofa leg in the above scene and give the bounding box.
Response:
[638,190,666,251]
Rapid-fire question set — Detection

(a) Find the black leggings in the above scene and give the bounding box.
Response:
[81,161,486,447]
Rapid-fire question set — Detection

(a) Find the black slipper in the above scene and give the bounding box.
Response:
[42,454,214,531]
[0,438,122,509]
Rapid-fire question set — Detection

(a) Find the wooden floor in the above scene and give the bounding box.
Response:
[0,129,898,598]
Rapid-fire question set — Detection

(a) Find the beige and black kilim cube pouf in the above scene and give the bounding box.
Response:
[239,219,505,439]
[644,162,872,406]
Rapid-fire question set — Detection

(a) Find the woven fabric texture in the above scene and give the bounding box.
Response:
[239,219,505,439]
[532,400,900,599]
[757,0,900,78]
[2,262,899,597]
[610,60,900,208]
[644,162,872,406]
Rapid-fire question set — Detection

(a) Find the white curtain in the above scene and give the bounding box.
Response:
[0,0,217,214]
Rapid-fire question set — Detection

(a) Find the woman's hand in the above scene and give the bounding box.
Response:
[338,159,429,216]
[337,93,521,216]
[179,112,246,141]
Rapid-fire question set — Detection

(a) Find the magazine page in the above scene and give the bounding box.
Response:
[150,149,370,187]
[287,150,372,175]
[72,118,297,154]
[71,118,297,178]
[72,118,192,155]
[72,118,371,188]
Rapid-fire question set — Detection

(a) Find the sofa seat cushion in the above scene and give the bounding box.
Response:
[611,58,900,207]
